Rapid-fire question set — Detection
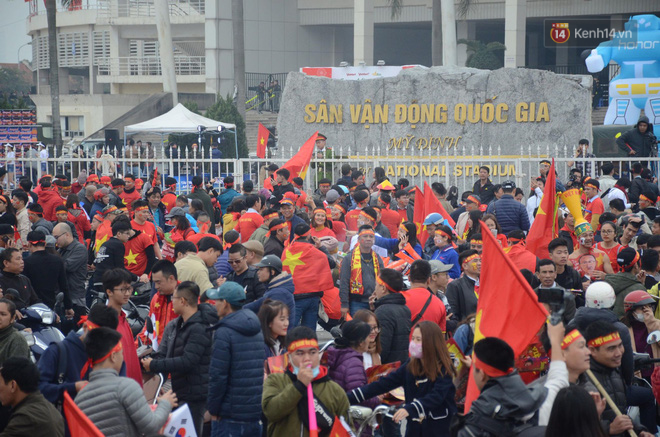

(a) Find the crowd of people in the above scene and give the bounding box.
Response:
[0,130,660,436]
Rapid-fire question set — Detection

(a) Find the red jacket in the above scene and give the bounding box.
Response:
[38,188,64,221]
[380,207,402,237]
[402,287,447,332]
[68,210,90,243]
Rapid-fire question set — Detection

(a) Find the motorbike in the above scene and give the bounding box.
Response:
[348,405,398,436]
[130,280,153,306]
[18,302,65,363]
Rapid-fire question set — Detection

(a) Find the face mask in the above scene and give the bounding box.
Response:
[490,228,498,237]
[292,363,320,378]
[634,312,645,322]
[409,341,423,359]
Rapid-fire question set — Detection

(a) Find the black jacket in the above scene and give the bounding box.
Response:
[150,304,218,402]
[92,237,137,284]
[446,275,478,322]
[455,372,546,437]
[374,293,411,364]
[349,360,457,437]
[58,239,88,306]
[23,250,71,310]
[588,358,628,436]
[472,179,495,205]
[226,266,266,303]
[616,115,657,157]
[272,183,295,202]
[629,176,660,205]
[567,306,633,385]
[263,236,285,258]
[0,270,39,309]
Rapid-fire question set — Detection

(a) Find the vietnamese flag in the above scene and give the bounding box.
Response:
[526,159,559,259]
[413,186,427,244]
[257,123,270,159]
[464,220,548,412]
[264,131,318,191]
[423,181,455,227]
[282,240,334,294]
[63,391,104,436]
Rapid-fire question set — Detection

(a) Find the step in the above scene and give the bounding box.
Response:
[245,110,279,153]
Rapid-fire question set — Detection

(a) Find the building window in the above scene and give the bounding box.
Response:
[62,115,84,138]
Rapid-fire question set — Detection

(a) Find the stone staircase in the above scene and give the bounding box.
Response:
[245,110,279,155]
[592,106,608,126]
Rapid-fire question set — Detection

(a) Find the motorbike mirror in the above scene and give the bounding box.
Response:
[19,331,35,347]
[647,330,660,344]
[146,317,154,334]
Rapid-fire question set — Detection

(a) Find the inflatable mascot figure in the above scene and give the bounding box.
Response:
[586,14,660,125]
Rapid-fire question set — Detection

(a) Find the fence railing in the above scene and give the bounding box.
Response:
[1,143,656,197]
[95,0,205,18]
[97,56,205,77]
[245,73,287,111]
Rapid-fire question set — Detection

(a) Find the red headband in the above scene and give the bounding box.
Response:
[474,356,513,378]
[359,229,375,237]
[587,331,621,348]
[640,194,656,204]
[463,254,480,265]
[263,212,279,221]
[359,211,375,223]
[467,195,480,205]
[561,329,583,350]
[267,222,287,236]
[79,340,122,379]
[288,339,319,353]
[435,230,451,239]
[377,276,398,293]
[333,205,346,215]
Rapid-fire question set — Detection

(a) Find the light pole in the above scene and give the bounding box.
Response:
[17,41,33,66]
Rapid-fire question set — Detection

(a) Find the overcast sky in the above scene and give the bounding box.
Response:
[0,0,32,64]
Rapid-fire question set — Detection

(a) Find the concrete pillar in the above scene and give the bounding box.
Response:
[155,0,178,105]
[457,21,468,67]
[205,0,234,96]
[504,0,526,68]
[556,44,569,66]
[353,0,374,66]
[440,0,457,66]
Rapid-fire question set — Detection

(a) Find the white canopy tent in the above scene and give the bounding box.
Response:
[123,103,239,157]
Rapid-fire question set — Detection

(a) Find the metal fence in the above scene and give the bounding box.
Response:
[1,143,657,198]
[245,73,287,111]
[97,56,205,77]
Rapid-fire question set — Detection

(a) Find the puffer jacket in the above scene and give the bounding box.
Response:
[149,304,218,402]
[567,306,633,385]
[74,368,172,437]
[226,265,267,303]
[486,194,530,234]
[588,358,627,436]
[603,272,646,317]
[349,360,457,437]
[374,292,411,364]
[207,308,265,421]
[326,346,379,408]
[455,372,546,437]
[244,272,296,327]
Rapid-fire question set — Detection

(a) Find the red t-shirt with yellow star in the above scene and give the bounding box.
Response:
[236,211,264,243]
[124,231,154,275]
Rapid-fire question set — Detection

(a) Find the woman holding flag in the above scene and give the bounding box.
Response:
[374,222,424,259]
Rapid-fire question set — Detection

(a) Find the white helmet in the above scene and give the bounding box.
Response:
[585,282,616,309]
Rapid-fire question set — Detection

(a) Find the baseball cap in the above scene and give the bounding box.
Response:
[165,207,186,219]
[423,213,444,226]
[0,224,14,236]
[502,180,516,190]
[325,189,340,203]
[429,260,453,274]
[205,281,246,306]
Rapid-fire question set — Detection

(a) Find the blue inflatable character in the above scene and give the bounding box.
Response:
[586,14,660,125]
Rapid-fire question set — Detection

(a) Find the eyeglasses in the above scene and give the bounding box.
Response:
[369,326,380,333]
[112,287,132,294]
[228,257,245,265]
[53,234,64,239]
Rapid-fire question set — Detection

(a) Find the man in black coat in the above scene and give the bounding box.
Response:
[225,244,266,303]
[616,115,657,159]
[446,250,481,322]
[142,281,217,436]
[472,166,495,205]
[0,247,39,310]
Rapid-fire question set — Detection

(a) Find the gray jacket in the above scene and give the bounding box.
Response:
[58,239,88,306]
[75,368,172,437]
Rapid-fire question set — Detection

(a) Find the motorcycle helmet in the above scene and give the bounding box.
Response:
[585,282,616,309]
[623,290,656,313]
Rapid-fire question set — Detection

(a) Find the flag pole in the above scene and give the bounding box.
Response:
[585,369,637,437]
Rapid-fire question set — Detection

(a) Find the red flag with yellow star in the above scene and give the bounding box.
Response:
[282,240,334,295]
[257,123,270,159]
[464,220,548,412]
[526,158,559,259]
[413,186,427,245]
